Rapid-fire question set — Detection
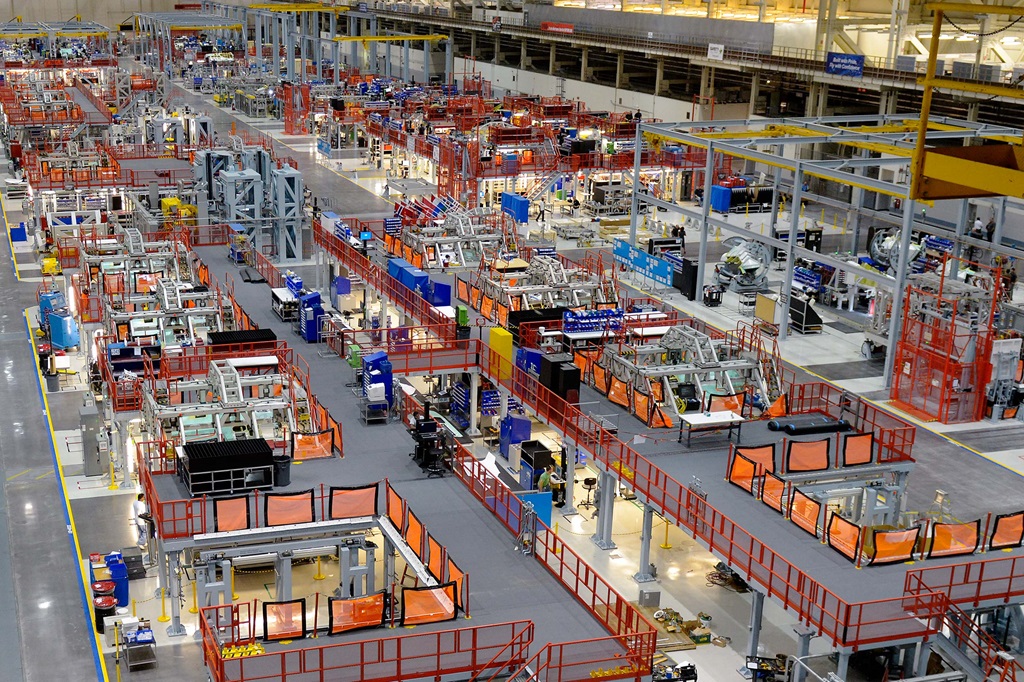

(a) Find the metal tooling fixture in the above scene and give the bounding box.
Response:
[400,206,504,269]
[220,168,263,224]
[478,255,615,311]
[775,459,915,528]
[103,280,224,347]
[601,324,773,421]
[270,165,304,263]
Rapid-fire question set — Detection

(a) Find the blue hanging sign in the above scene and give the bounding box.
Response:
[825,52,865,78]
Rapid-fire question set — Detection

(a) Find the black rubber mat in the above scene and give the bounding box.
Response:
[805,360,886,380]
[950,424,1024,453]
[825,320,862,334]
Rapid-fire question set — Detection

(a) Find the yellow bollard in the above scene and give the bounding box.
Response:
[554,522,561,555]
[231,566,239,600]
[107,456,118,491]
[660,520,672,549]
[842,215,848,234]
[157,588,171,623]
[820,208,825,223]
[131,598,136,617]
[189,580,199,614]
[313,557,326,581]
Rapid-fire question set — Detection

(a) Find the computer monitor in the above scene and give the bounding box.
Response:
[359,231,373,241]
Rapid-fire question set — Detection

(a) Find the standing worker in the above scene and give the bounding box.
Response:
[132,493,151,551]
[537,199,547,223]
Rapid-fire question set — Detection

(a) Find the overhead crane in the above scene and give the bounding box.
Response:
[332,34,448,43]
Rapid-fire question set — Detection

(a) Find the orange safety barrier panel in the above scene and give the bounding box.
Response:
[384,235,395,253]
[470,285,482,309]
[103,273,125,294]
[401,582,459,626]
[990,511,1024,550]
[607,376,630,409]
[735,444,776,476]
[728,452,758,494]
[841,433,874,467]
[405,509,425,559]
[707,392,744,414]
[868,527,920,565]
[264,490,315,527]
[328,593,386,634]
[760,472,787,513]
[480,296,494,320]
[386,482,405,531]
[826,513,861,562]
[928,520,980,559]
[427,534,445,580]
[649,406,673,429]
[456,278,469,302]
[496,303,509,328]
[329,484,379,520]
[592,363,610,395]
[403,245,414,262]
[633,389,652,424]
[291,429,334,460]
[764,394,787,419]
[789,489,821,537]
[650,380,663,403]
[214,496,250,532]
[785,439,831,473]
[510,297,521,311]
[446,557,465,609]
[135,273,160,293]
[263,599,306,641]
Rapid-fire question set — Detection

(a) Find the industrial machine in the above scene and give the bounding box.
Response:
[39,290,81,350]
[715,238,772,292]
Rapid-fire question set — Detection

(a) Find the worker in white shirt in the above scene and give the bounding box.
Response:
[132,493,151,551]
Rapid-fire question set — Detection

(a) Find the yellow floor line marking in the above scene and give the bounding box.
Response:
[34,471,53,480]
[24,309,110,682]
[5,469,30,481]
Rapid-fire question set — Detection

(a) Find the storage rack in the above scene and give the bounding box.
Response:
[450,381,472,429]
[562,308,624,333]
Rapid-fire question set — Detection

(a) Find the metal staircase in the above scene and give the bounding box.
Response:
[209,360,244,406]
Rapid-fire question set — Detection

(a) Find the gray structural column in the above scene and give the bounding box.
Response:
[654,57,664,96]
[836,651,851,680]
[694,143,716,297]
[383,537,396,590]
[748,73,759,118]
[560,440,578,517]
[994,196,1007,246]
[590,469,617,550]
[549,43,556,76]
[950,198,970,278]
[467,372,481,436]
[746,589,765,658]
[848,148,870,253]
[632,504,656,583]
[883,199,916,386]
[779,164,804,341]
[914,637,934,677]
[580,47,588,81]
[446,35,454,83]
[423,40,431,84]
[628,123,646,246]
[167,552,187,636]
[403,41,411,82]
[275,552,293,601]
[791,624,817,682]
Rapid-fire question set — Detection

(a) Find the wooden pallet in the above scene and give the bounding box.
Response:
[633,603,696,652]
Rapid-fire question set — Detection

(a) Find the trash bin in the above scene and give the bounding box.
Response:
[273,455,292,487]
[94,595,117,633]
[91,581,116,598]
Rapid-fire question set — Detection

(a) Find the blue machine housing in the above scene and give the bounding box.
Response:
[298,291,325,343]
[361,351,394,407]
[39,291,80,349]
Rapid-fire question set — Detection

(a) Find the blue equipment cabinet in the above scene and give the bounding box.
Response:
[50,311,80,350]
[361,351,394,407]
[298,292,325,343]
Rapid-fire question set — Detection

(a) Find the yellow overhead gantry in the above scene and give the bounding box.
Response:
[911,2,1024,200]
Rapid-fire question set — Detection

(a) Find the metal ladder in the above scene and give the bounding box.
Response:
[209,360,244,405]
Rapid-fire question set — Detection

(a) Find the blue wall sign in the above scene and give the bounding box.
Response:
[613,239,673,286]
[826,52,865,77]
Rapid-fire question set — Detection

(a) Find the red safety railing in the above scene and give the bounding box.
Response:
[246,249,285,289]
[159,342,292,380]
[328,323,466,375]
[201,609,535,682]
[905,554,1024,608]
[504,636,653,682]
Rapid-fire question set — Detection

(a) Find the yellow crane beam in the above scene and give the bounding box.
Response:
[333,34,447,42]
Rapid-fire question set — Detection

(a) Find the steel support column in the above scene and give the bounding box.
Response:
[779,164,804,341]
[883,199,916,386]
[590,470,617,550]
[467,372,480,436]
[167,551,187,636]
[694,142,716,297]
[951,198,970,278]
[791,624,817,682]
[633,504,656,582]
[746,589,765,658]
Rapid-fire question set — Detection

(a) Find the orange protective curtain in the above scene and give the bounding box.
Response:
[868,527,921,565]
[841,433,874,467]
[456,278,469,303]
[405,510,425,559]
[401,582,458,626]
[990,511,1024,550]
[728,453,758,494]
[386,482,406,532]
[608,376,631,409]
[470,286,482,309]
[650,380,664,403]
[649,406,673,429]
[103,273,125,294]
[262,599,306,641]
[427,534,445,581]
[760,472,787,513]
[214,496,250,532]
[447,558,465,609]
[328,593,386,634]
[593,363,610,395]
[329,484,379,520]
[292,430,334,460]
[633,389,652,424]
[480,296,494,320]
[403,244,414,262]
[707,393,743,414]
[785,439,831,473]
[928,520,980,559]
[496,303,509,327]
[264,490,315,527]
[789,489,821,537]
[826,513,862,562]
[764,394,787,419]
[509,297,522,311]
[735,444,776,476]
